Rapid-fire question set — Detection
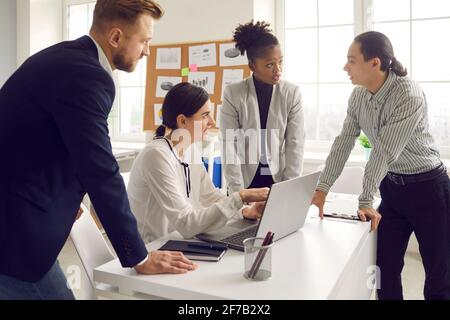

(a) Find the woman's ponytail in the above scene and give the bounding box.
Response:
[155,125,166,137]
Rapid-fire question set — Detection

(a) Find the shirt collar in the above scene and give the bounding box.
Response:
[154,136,184,162]
[365,70,397,104]
[88,35,114,79]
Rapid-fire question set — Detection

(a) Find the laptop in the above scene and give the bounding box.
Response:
[196,171,321,251]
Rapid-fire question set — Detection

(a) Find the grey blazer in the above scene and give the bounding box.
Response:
[220,77,305,193]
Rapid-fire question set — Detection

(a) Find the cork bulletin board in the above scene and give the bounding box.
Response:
[143,40,251,131]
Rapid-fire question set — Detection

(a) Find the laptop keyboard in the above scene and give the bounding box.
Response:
[221,226,257,246]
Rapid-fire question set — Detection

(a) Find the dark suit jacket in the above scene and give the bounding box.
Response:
[0,36,147,282]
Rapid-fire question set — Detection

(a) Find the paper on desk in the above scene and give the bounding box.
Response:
[321,217,358,224]
[189,43,216,67]
[325,193,381,214]
[324,198,359,217]
[309,205,357,224]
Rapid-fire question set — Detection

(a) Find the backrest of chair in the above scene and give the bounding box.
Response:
[317,165,364,195]
[70,204,115,291]
[121,172,131,189]
[206,136,218,180]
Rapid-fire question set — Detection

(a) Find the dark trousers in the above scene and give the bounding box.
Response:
[248,163,274,189]
[377,170,450,300]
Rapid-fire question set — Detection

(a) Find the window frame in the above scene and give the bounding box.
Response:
[276,0,450,158]
[62,0,146,143]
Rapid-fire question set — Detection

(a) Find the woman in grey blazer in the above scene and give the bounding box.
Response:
[220,21,305,193]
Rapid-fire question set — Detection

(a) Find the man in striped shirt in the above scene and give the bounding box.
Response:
[311,31,450,300]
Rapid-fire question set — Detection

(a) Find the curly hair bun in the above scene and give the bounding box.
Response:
[233,20,273,56]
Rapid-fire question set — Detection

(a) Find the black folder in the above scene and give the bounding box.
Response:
[158,240,228,262]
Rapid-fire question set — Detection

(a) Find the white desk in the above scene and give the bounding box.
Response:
[94,194,377,300]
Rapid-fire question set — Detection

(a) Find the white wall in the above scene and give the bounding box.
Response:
[152,0,254,44]
[254,0,275,27]
[16,0,63,67]
[16,0,30,67]
[0,0,17,87]
[30,0,63,55]
[15,0,276,70]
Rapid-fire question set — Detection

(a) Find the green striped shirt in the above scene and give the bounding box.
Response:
[316,71,441,208]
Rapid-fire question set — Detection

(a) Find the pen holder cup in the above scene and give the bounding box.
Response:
[243,237,273,281]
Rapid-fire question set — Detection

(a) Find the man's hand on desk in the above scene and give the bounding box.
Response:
[242,202,266,220]
[357,208,382,232]
[134,251,198,275]
[239,188,269,203]
[311,190,327,218]
[312,190,382,231]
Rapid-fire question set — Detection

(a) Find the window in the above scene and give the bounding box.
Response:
[279,0,450,155]
[283,0,355,142]
[372,0,450,150]
[63,0,146,142]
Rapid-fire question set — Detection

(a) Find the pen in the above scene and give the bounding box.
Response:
[248,231,274,279]
[187,243,228,251]
[323,213,361,221]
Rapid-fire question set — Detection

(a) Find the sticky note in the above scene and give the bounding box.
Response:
[181,68,189,76]
[189,64,198,72]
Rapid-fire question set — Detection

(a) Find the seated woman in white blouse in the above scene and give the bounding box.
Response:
[127,82,269,243]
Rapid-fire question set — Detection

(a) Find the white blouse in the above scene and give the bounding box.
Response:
[127,138,244,243]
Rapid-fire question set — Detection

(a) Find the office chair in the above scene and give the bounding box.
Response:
[121,171,131,189]
[69,203,116,299]
[204,135,224,190]
[70,199,163,299]
[317,165,364,195]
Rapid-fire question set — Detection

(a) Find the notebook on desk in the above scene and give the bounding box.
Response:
[158,240,227,262]
[196,171,321,251]
[323,193,382,221]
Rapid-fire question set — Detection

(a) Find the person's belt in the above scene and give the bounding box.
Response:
[386,163,447,186]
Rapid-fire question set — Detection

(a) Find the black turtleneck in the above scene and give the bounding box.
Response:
[248,75,275,189]
[253,75,273,130]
